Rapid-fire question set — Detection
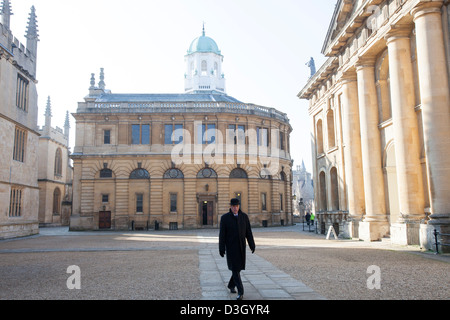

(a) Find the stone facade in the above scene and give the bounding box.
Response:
[298,0,450,252]
[37,98,73,226]
[70,31,293,231]
[0,2,40,239]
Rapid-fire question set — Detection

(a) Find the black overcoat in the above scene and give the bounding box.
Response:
[219,210,256,271]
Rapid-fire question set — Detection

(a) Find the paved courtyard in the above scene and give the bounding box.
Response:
[0,224,448,300]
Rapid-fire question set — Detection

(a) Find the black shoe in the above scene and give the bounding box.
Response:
[229,288,236,293]
[236,294,243,300]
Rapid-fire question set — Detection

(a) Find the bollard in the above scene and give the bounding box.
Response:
[434,229,439,254]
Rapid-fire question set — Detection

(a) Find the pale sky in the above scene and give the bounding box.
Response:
[10,0,336,173]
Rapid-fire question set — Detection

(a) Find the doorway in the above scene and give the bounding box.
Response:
[99,211,111,229]
[201,201,214,226]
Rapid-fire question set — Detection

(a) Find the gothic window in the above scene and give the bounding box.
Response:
[13,127,26,162]
[16,74,29,112]
[230,168,248,179]
[163,168,184,179]
[197,167,217,178]
[130,168,150,179]
[54,148,62,176]
[53,188,61,214]
[9,187,22,217]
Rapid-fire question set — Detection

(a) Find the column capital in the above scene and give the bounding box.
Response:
[340,70,357,84]
[411,1,444,21]
[385,24,414,44]
[355,56,377,71]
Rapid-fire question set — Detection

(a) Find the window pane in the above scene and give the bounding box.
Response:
[165,124,173,144]
[141,125,150,145]
[132,125,140,144]
[104,130,111,144]
[170,194,177,212]
[136,194,143,212]
[174,124,183,144]
[238,125,245,144]
[207,124,216,144]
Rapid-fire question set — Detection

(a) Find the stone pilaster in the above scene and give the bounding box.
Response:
[386,25,425,245]
[412,1,450,252]
[356,58,389,241]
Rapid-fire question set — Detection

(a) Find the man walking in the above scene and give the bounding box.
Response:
[219,198,256,300]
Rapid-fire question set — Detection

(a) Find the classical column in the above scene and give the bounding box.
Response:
[412,1,450,252]
[356,58,389,241]
[340,72,365,238]
[386,25,425,244]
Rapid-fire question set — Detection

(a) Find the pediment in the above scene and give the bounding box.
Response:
[322,0,365,55]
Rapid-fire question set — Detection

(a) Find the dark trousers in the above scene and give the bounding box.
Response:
[228,270,244,295]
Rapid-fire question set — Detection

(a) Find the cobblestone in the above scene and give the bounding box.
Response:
[0,224,448,300]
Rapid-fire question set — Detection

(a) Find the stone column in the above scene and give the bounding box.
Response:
[340,72,365,238]
[356,58,389,241]
[412,1,450,252]
[386,25,425,245]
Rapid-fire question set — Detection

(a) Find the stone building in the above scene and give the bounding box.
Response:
[292,161,314,217]
[298,0,450,252]
[70,29,293,231]
[0,2,40,239]
[37,97,73,226]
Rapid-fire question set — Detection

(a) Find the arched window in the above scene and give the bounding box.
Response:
[53,188,61,214]
[54,148,62,176]
[197,167,217,178]
[130,168,150,179]
[230,168,248,179]
[201,60,207,76]
[319,171,327,211]
[163,168,184,179]
[280,171,286,181]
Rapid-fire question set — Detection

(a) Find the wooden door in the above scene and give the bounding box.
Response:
[99,211,111,229]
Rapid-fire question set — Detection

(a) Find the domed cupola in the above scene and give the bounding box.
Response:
[184,25,226,94]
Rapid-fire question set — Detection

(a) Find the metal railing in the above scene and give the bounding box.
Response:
[433,229,450,254]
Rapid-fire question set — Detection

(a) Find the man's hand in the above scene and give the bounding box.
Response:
[220,251,225,257]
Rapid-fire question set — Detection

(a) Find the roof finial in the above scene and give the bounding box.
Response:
[98,68,105,90]
[202,22,205,36]
[44,96,52,117]
[25,6,39,40]
[0,0,13,29]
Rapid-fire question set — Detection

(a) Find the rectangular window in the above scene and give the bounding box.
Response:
[104,130,111,145]
[136,194,143,213]
[261,193,267,211]
[9,187,22,217]
[228,125,245,145]
[13,127,26,162]
[132,124,150,145]
[170,193,177,212]
[280,194,283,211]
[279,132,285,151]
[165,124,183,145]
[102,194,109,203]
[16,74,29,112]
[198,123,216,144]
[257,127,268,147]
